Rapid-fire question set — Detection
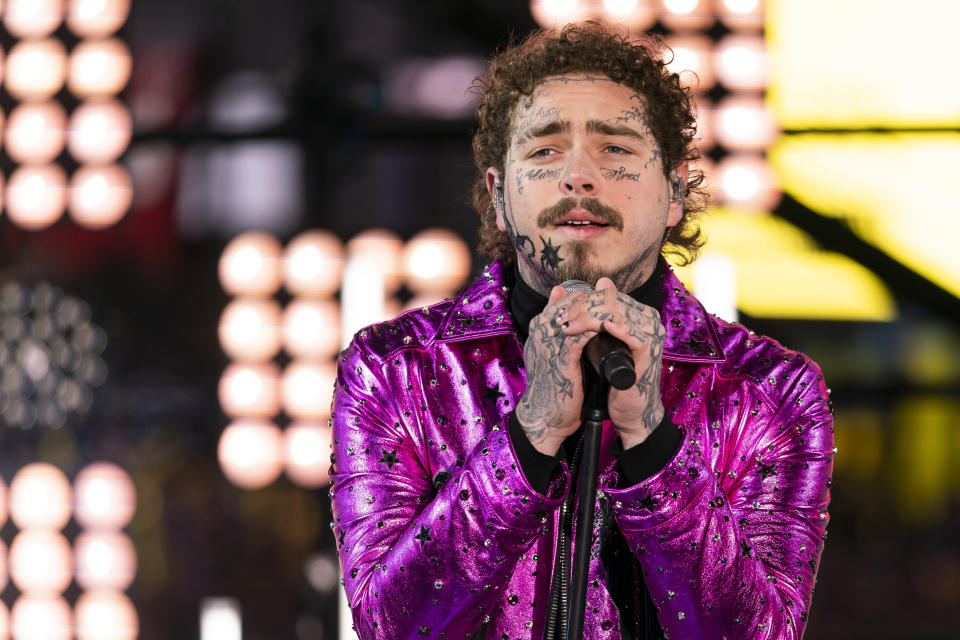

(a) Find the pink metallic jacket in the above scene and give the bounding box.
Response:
[330,260,833,639]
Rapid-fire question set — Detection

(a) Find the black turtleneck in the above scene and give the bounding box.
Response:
[506,260,683,494]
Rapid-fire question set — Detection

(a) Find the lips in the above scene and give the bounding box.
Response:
[553,210,609,227]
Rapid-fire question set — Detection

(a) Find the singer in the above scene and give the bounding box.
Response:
[330,22,833,640]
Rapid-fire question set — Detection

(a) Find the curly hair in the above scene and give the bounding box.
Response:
[470,21,707,267]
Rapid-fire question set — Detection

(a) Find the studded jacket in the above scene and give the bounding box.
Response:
[330,260,833,640]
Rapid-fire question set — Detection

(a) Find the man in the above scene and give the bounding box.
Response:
[330,22,833,640]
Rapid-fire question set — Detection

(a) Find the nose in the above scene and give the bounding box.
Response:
[561,147,598,196]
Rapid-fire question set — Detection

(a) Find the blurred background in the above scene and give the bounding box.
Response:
[0,0,958,638]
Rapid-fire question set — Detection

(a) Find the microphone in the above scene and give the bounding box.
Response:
[560,280,636,390]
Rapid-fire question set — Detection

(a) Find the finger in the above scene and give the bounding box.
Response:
[595,277,618,292]
[547,285,566,305]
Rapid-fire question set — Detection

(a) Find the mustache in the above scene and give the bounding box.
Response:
[536,197,624,231]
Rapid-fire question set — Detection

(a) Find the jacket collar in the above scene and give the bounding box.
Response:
[438,259,723,363]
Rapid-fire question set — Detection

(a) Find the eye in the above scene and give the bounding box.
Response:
[604,144,630,154]
[529,148,555,159]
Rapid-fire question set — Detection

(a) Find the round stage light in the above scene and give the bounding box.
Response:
[218,298,283,362]
[75,592,138,640]
[67,0,131,38]
[715,96,779,149]
[5,166,68,231]
[217,420,284,490]
[73,462,136,531]
[0,600,7,640]
[598,0,657,30]
[716,154,781,211]
[718,0,764,31]
[68,38,131,97]
[281,299,341,361]
[68,164,133,229]
[281,361,337,418]
[218,363,281,418]
[68,99,132,163]
[9,463,72,530]
[283,230,344,297]
[74,532,137,592]
[283,423,333,488]
[661,0,714,32]
[716,35,767,90]
[10,595,71,640]
[5,39,68,101]
[0,540,7,593]
[218,232,284,296]
[530,0,587,29]
[3,0,64,39]
[0,477,8,528]
[9,531,73,594]
[664,36,715,91]
[5,101,67,164]
[401,228,471,295]
[345,229,404,294]
[693,97,715,148]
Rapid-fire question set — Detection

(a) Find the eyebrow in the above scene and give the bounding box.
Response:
[515,120,571,145]
[586,120,647,140]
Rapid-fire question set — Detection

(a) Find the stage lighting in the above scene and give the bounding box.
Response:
[715,154,781,211]
[529,0,588,29]
[68,99,132,163]
[283,230,344,297]
[3,0,63,39]
[74,532,137,592]
[0,477,7,528]
[68,164,133,229]
[0,601,7,640]
[715,96,779,149]
[10,595,71,640]
[75,592,138,640]
[9,530,73,594]
[218,363,281,418]
[716,35,767,90]
[345,229,404,294]
[200,598,241,640]
[693,97,715,147]
[304,552,339,594]
[8,463,72,531]
[218,232,284,296]
[281,299,341,361]
[5,101,67,164]
[283,423,333,488]
[67,0,131,38]
[68,38,132,97]
[218,298,283,362]
[718,0,763,31]
[401,228,471,295]
[5,165,68,231]
[664,35,715,91]
[5,39,68,101]
[73,462,137,531]
[280,361,337,418]
[661,0,714,32]
[217,420,284,490]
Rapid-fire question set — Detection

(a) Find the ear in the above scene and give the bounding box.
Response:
[667,162,688,228]
[485,167,506,233]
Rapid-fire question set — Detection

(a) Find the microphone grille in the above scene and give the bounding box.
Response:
[560,279,594,293]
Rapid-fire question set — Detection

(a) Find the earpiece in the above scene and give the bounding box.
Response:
[493,181,504,207]
[669,171,685,203]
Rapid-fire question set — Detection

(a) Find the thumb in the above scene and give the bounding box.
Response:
[547,285,566,305]
[595,277,618,291]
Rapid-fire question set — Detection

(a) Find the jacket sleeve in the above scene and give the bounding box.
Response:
[604,356,833,639]
[329,336,569,639]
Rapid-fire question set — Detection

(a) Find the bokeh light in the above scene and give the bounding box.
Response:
[283,423,333,488]
[9,531,73,594]
[716,34,767,90]
[67,0,131,38]
[401,228,471,295]
[218,232,284,296]
[218,363,281,418]
[0,600,7,640]
[715,95,779,149]
[74,532,137,592]
[529,0,588,29]
[68,164,134,229]
[67,99,132,163]
[3,0,64,39]
[717,0,764,31]
[283,230,344,297]
[0,477,8,528]
[345,229,404,294]
[75,592,138,640]
[10,595,71,640]
[664,35,715,91]
[5,39,68,101]
[4,101,67,165]
[73,462,137,531]
[9,463,72,531]
[281,361,337,418]
[68,38,132,97]
[715,154,782,211]
[218,298,283,362]
[660,0,714,32]
[281,299,341,361]
[5,165,68,231]
[217,420,284,490]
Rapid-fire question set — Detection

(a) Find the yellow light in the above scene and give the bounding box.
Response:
[5,101,67,164]
[218,363,281,418]
[218,232,284,296]
[10,595,71,640]
[401,228,471,295]
[68,38,131,97]
[281,299,341,361]
[74,532,137,592]
[73,462,137,531]
[68,164,133,229]
[283,230,344,297]
[9,531,73,594]
[664,35,715,91]
[68,99,132,163]
[715,154,781,210]
[283,423,333,488]
[281,361,337,418]
[9,463,72,530]
[75,592,138,640]
[5,39,68,101]
[3,0,64,39]
[346,229,404,294]
[217,420,284,490]
[715,96,779,149]
[768,0,960,128]
[218,298,283,362]
[716,34,767,90]
[67,0,131,38]
[770,133,960,299]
